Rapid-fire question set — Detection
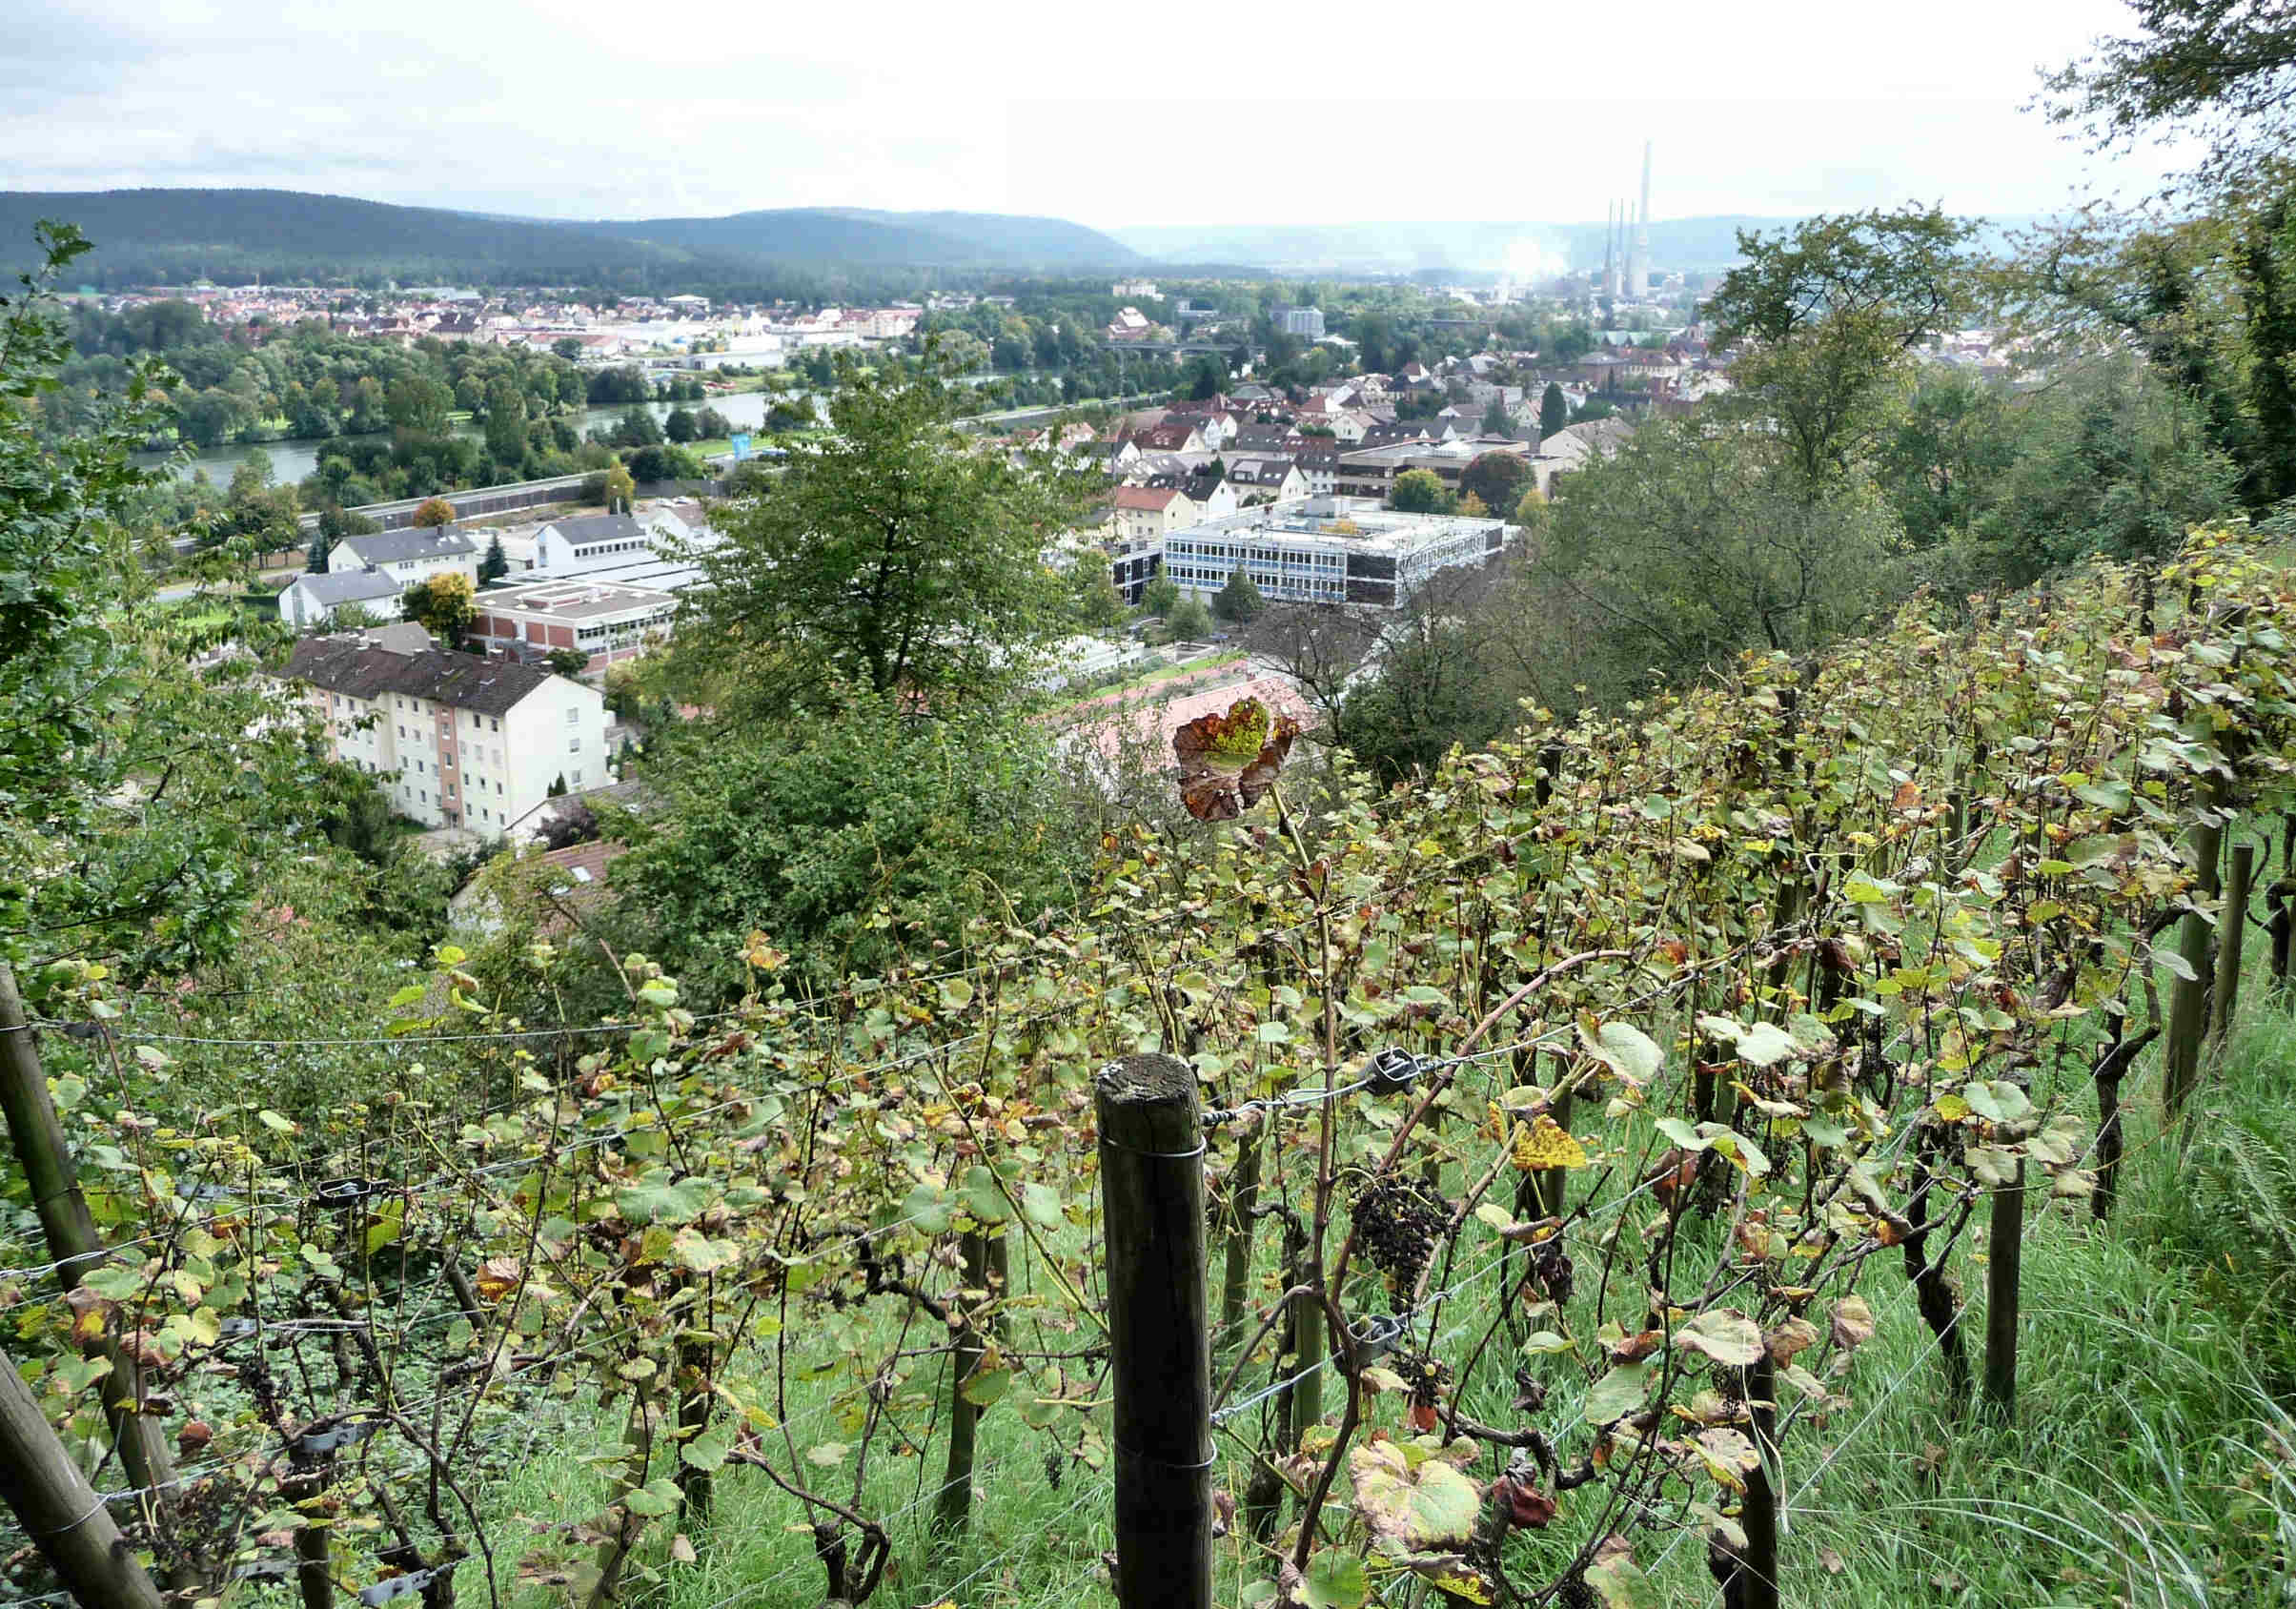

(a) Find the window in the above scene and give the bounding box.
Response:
[571,770,583,785]
[491,719,499,732]
[565,707,579,724]
[397,724,405,738]
[568,737,581,753]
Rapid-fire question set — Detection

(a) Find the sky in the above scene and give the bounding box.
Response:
[7,0,2198,234]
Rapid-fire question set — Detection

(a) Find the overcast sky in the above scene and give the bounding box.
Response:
[8,0,2193,231]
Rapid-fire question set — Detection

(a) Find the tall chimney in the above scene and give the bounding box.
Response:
[1630,141,1653,296]
[1602,200,1616,299]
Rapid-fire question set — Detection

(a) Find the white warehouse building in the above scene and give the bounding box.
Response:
[1156,496,1513,609]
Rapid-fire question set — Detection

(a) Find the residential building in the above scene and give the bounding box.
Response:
[281,625,608,832]
[1274,305,1325,338]
[1158,497,1512,610]
[1295,447,1341,497]
[278,568,404,629]
[469,579,679,672]
[1109,485,1200,549]
[1333,438,1530,502]
[1225,456,1311,502]
[328,526,478,586]
[1534,417,1635,496]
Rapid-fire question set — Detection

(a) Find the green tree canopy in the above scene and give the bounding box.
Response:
[675,359,1093,717]
[1458,451,1531,516]
[1390,467,1454,514]
[1212,564,1266,624]
[401,570,476,647]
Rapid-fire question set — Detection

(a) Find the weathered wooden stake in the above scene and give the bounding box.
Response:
[2210,842,2258,1046]
[1982,1159,2024,1422]
[1218,1120,1266,1351]
[0,1341,166,1609]
[932,1229,990,1538]
[0,964,181,1536]
[1095,1053,1212,1609]
[2164,781,2225,1115]
[1736,1354,1780,1609]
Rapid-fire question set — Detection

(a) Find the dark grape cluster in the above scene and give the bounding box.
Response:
[1351,1175,1447,1298]
[1390,1349,1452,1410]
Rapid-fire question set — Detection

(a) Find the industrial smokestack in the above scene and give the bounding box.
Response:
[1630,141,1653,295]
[1602,199,1615,299]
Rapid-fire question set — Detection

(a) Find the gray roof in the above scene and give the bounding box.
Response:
[284,633,557,717]
[292,570,402,605]
[337,527,477,565]
[545,513,645,545]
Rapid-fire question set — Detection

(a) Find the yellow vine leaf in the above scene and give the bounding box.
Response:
[1512,1115,1588,1171]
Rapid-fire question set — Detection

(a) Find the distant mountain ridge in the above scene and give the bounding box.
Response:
[0,188,1142,287]
[571,207,1142,268]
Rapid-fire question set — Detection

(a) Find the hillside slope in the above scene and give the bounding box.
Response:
[0,189,1139,287]
[578,207,1141,268]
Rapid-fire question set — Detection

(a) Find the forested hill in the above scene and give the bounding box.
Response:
[0,188,1141,290]
[571,207,1143,269]
[0,189,704,288]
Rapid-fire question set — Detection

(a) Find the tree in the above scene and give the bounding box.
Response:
[482,377,528,467]
[675,358,1093,716]
[1247,603,1381,744]
[613,405,662,448]
[307,534,331,573]
[478,533,509,583]
[1481,397,1514,436]
[1539,382,1569,440]
[602,463,635,513]
[545,646,592,677]
[1212,564,1266,624]
[1186,356,1226,400]
[1458,450,1531,515]
[411,497,456,528]
[553,336,586,361]
[1708,205,1975,495]
[1529,413,1900,687]
[2042,0,2296,191]
[1166,594,1214,641]
[1068,562,1128,632]
[401,570,477,647]
[0,221,318,976]
[664,405,699,443]
[385,376,452,434]
[1139,573,1182,617]
[1390,468,1454,514]
[607,697,1088,999]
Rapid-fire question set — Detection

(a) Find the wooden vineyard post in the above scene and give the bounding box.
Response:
[0,964,181,1538]
[1095,1054,1212,1609]
[2164,778,2226,1116]
[1982,1159,2024,1422]
[0,1341,166,1609]
[1219,1118,1266,1352]
[1737,1353,1780,1609]
[2267,877,2294,989]
[2210,841,2258,1047]
[932,1229,991,1538]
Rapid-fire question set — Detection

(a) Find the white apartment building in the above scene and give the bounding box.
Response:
[328,527,479,585]
[282,624,608,831]
[1158,497,1512,610]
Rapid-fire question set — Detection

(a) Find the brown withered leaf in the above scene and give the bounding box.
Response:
[1172,698,1300,821]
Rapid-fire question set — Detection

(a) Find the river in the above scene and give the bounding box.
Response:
[141,370,1042,486]
[141,390,790,485]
